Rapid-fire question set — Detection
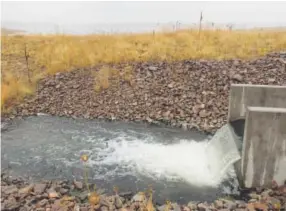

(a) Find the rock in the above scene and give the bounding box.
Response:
[235,200,247,208]
[3,196,21,210]
[3,185,18,195]
[199,110,208,118]
[197,202,210,211]
[19,184,34,195]
[261,189,273,198]
[34,183,47,194]
[79,207,89,211]
[214,199,224,209]
[74,204,80,211]
[148,66,158,71]
[48,189,59,199]
[183,206,191,211]
[100,206,109,211]
[248,199,257,203]
[131,192,146,203]
[248,193,260,200]
[1,122,9,132]
[19,207,29,211]
[59,188,69,195]
[181,122,188,130]
[73,180,83,190]
[222,199,237,210]
[119,191,133,200]
[187,201,198,210]
[157,205,167,211]
[231,74,243,82]
[114,195,123,209]
[38,199,49,207]
[171,203,181,211]
[268,78,276,83]
[78,191,89,201]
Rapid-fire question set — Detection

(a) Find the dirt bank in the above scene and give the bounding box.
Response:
[2,52,286,133]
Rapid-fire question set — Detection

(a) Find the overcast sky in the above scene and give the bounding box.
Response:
[2,1,286,25]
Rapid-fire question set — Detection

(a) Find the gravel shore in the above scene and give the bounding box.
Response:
[2,52,286,133]
[1,173,286,211]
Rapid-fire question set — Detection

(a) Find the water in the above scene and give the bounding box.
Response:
[1,115,241,203]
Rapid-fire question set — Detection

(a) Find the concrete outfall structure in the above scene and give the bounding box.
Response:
[228,84,286,122]
[228,84,286,188]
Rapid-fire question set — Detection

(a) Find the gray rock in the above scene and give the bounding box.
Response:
[131,192,146,203]
[248,193,260,200]
[197,202,209,211]
[3,185,18,195]
[235,200,247,208]
[268,78,276,83]
[261,189,273,198]
[248,199,257,203]
[214,199,224,209]
[100,206,109,211]
[59,188,69,195]
[34,183,47,194]
[78,191,89,201]
[231,74,243,82]
[73,180,83,190]
[19,207,29,211]
[38,199,49,207]
[183,206,191,211]
[114,195,123,209]
[199,110,207,118]
[18,184,34,195]
[222,199,236,210]
[187,201,198,210]
[3,196,21,210]
[157,205,167,211]
[172,203,181,211]
[119,191,133,199]
[148,66,158,71]
[1,122,9,132]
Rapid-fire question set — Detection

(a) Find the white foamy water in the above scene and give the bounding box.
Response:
[75,124,240,187]
[94,138,213,185]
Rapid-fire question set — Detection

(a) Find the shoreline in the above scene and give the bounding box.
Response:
[1,171,285,211]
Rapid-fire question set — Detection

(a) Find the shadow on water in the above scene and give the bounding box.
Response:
[1,116,240,204]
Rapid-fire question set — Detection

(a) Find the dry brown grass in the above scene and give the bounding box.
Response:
[1,29,286,112]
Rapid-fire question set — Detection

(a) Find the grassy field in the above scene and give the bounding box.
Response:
[1,29,286,113]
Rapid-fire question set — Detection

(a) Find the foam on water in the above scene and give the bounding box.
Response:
[75,125,240,187]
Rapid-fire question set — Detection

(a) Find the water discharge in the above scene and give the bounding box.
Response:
[1,116,241,202]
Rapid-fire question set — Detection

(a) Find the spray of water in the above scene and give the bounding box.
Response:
[81,124,241,187]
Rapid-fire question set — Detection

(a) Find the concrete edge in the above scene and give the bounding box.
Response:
[230,84,286,89]
[247,107,286,113]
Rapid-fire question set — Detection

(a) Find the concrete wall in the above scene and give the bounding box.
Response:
[241,106,286,188]
[228,84,286,122]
